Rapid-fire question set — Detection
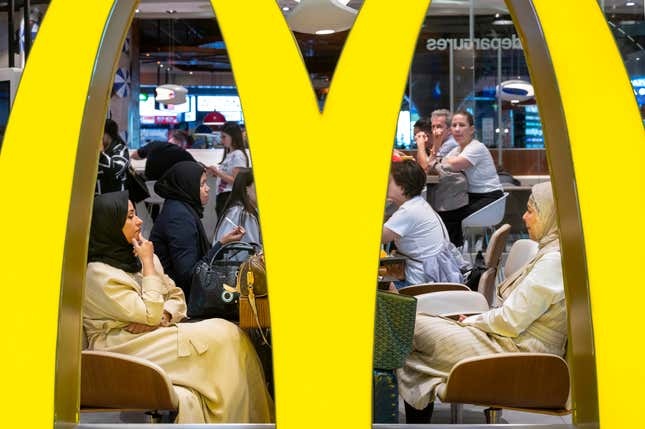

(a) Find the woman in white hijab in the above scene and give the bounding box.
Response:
[397,182,567,423]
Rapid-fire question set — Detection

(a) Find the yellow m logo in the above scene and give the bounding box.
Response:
[0,1,642,428]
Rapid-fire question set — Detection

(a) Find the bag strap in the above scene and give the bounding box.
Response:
[208,241,257,265]
[246,269,271,346]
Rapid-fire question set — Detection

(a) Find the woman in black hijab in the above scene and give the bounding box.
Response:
[150,161,244,299]
[88,191,142,272]
[83,191,274,423]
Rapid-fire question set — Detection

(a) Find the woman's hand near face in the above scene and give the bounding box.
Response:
[220,226,246,244]
[132,233,155,276]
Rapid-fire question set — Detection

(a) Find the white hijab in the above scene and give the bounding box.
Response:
[497,181,560,301]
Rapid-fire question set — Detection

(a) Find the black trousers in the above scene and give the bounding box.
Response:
[404,400,434,424]
[438,189,504,247]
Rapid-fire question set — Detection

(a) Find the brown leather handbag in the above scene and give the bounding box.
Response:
[235,253,271,331]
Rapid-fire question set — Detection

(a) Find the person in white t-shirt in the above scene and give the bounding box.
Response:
[206,122,250,219]
[427,110,503,247]
[382,160,463,287]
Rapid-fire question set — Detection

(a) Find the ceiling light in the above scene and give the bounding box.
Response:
[283,6,290,11]
[135,9,140,14]
[316,29,335,35]
[494,13,500,18]
[166,9,177,14]
[625,2,636,6]
[492,19,514,26]
[497,80,535,102]
[189,71,194,75]
[287,0,357,35]
[155,84,188,105]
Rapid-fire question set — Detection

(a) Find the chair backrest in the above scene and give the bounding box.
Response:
[81,350,178,411]
[504,239,539,278]
[416,290,489,317]
[398,283,469,296]
[462,193,509,228]
[484,223,511,269]
[477,267,497,306]
[441,353,570,410]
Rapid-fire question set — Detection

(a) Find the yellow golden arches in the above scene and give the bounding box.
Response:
[0,0,137,427]
[0,0,641,428]
[211,1,429,427]
[523,1,645,428]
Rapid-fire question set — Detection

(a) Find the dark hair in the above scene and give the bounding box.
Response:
[216,168,257,231]
[219,121,249,166]
[390,160,426,198]
[104,118,121,142]
[452,110,474,126]
[171,129,194,148]
[413,117,431,134]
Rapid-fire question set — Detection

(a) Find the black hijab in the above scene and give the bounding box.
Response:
[154,161,210,255]
[88,191,142,273]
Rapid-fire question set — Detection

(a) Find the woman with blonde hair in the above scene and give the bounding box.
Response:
[398,182,566,423]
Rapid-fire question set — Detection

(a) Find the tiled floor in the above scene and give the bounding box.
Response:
[80,400,572,425]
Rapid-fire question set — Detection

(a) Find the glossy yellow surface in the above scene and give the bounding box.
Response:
[0,1,119,427]
[532,1,645,427]
[0,0,642,428]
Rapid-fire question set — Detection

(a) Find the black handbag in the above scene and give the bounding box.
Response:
[187,241,259,320]
[126,166,150,203]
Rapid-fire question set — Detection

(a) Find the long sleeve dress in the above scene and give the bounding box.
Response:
[83,256,274,423]
[397,251,567,410]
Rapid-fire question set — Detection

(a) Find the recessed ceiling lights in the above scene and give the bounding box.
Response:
[282,6,289,11]
[316,29,335,35]
[495,13,500,18]
[166,9,177,14]
[135,9,140,14]
[189,71,194,75]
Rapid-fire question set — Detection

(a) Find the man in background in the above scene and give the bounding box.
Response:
[131,130,195,180]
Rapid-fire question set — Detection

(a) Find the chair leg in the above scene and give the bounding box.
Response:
[484,407,502,424]
[450,403,463,424]
[145,411,163,423]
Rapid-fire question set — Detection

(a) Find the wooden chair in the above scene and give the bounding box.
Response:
[398,282,469,296]
[81,350,178,423]
[436,353,571,423]
[503,239,539,279]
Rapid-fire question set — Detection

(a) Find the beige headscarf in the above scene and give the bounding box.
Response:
[497,181,560,301]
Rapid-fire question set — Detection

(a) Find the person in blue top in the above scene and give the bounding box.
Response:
[150,161,244,299]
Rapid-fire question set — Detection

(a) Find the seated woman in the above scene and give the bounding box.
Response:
[149,161,244,299]
[426,110,503,247]
[214,168,262,248]
[83,191,274,423]
[382,160,463,287]
[397,182,566,423]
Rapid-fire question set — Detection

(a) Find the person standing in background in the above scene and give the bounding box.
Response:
[206,122,250,219]
[95,118,130,195]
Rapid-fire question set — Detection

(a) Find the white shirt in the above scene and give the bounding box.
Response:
[384,196,447,285]
[447,139,502,193]
[216,150,248,194]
